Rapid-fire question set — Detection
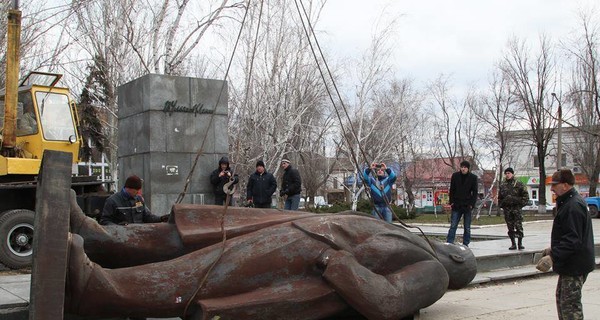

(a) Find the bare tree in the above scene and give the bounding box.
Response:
[227,0,333,207]
[500,36,557,212]
[321,14,405,211]
[35,0,243,183]
[472,72,519,185]
[380,79,426,210]
[427,74,475,171]
[563,9,600,196]
[0,1,52,86]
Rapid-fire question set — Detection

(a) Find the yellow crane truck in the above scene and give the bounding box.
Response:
[0,4,109,269]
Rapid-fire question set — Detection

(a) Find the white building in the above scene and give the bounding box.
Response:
[506,126,596,204]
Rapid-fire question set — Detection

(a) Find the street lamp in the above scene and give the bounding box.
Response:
[551,93,562,170]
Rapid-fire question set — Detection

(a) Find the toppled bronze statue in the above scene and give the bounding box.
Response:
[62,190,476,320]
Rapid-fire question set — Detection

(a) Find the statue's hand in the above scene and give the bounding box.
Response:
[316,248,338,270]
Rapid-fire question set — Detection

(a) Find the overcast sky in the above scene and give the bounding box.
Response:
[318,0,598,92]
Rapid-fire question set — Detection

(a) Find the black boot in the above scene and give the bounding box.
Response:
[508,235,517,250]
[518,237,524,250]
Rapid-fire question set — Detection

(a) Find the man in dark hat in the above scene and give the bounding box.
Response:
[537,169,595,320]
[279,158,302,210]
[100,175,167,225]
[246,160,277,208]
[210,156,239,205]
[446,160,478,246]
[498,167,529,250]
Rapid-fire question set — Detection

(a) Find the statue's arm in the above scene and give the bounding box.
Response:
[322,250,448,320]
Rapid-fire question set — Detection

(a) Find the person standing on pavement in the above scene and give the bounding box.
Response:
[446,160,478,247]
[498,167,529,250]
[279,159,302,210]
[100,175,168,226]
[210,156,239,206]
[246,160,277,208]
[363,162,397,223]
[537,169,595,320]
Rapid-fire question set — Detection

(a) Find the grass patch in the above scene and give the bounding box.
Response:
[307,201,553,226]
[412,212,553,225]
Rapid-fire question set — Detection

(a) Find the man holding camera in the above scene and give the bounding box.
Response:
[100,175,168,226]
[210,156,239,205]
[363,162,397,222]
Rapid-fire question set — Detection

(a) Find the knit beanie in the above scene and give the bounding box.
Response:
[124,175,142,190]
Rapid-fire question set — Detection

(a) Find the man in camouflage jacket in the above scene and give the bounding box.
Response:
[498,167,529,250]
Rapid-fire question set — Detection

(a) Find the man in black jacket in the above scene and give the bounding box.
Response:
[279,159,302,210]
[537,169,595,319]
[446,160,478,247]
[100,175,167,226]
[210,156,239,205]
[246,160,277,208]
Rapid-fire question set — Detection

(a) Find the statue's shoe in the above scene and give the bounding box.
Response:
[69,189,109,238]
[65,233,94,314]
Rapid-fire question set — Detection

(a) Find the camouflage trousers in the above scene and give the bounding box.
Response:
[556,274,588,320]
[503,208,523,238]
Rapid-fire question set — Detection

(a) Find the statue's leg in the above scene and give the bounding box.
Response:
[65,225,338,319]
[69,190,188,268]
[65,232,202,318]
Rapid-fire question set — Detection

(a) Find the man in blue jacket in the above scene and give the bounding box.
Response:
[246,160,277,208]
[363,162,397,222]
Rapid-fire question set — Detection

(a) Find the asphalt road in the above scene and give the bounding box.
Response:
[420,269,600,320]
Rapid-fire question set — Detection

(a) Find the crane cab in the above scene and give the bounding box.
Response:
[0,72,81,176]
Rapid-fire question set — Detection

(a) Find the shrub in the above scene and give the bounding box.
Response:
[308,200,416,220]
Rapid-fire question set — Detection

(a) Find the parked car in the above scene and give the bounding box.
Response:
[584,196,599,218]
[522,199,555,212]
[299,196,332,209]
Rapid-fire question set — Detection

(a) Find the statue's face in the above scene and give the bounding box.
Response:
[432,242,477,289]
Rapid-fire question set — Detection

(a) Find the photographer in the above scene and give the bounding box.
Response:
[363,162,397,222]
[210,156,239,205]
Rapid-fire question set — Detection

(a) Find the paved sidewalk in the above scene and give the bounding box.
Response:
[420,269,600,319]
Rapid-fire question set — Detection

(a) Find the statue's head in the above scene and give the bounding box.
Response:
[432,242,477,289]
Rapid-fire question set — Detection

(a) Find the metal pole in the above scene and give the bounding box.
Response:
[551,93,562,170]
[1,6,22,152]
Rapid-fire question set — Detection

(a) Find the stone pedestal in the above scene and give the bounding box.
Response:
[117,74,228,215]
